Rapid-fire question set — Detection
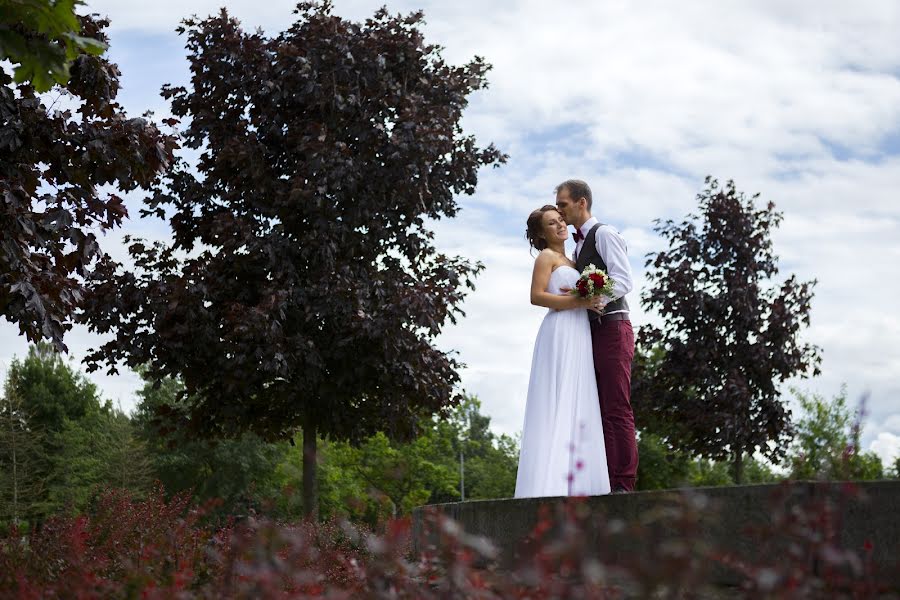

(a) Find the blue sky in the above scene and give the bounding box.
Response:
[2,0,899,467]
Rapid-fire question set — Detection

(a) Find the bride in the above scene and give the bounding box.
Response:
[514,205,611,498]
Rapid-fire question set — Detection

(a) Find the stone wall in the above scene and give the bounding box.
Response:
[411,481,900,591]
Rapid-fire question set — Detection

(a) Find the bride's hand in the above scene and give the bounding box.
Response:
[573,295,595,309]
[561,287,595,307]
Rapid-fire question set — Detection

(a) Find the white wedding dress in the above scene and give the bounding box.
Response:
[514,265,611,498]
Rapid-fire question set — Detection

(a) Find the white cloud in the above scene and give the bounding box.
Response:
[869,432,900,469]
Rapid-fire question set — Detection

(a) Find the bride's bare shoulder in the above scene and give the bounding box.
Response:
[533,249,569,276]
[534,248,560,265]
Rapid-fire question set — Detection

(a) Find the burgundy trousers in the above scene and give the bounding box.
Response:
[589,318,638,491]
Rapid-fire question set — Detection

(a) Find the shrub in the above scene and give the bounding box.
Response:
[0,481,894,598]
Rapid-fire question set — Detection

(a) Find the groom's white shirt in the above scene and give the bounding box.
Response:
[574,217,633,314]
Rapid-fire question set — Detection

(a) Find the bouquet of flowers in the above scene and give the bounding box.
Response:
[570,264,615,299]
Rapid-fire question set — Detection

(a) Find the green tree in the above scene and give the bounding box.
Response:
[740,455,781,484]
[82,3,504,518]
[0,0,107,91]
[635,432,694,490]
[327,431,457,520]
[50,405,156,514]
[45,407,115,513]
[788,387,884,481]
[689,459,734,487]
[3,344,154,520]
[305,396,517,525]
[4,343,102,518]
[637,434,781,490]
[310,439,367,521]
[0,381,47,527]
[889,456,900,479]
[102,407,154,495]
[449,396,518,501]
[318,404,465,523]
[463,433,519,500]
[133,371,286,516]
[6,343,97,432]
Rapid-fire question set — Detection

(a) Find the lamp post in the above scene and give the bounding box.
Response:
[458,401,476,502]
[459,446,465,501]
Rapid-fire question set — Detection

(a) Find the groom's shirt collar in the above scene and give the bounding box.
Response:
[579,217,598,238]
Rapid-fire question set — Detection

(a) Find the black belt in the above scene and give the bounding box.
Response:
[599,313,629,324]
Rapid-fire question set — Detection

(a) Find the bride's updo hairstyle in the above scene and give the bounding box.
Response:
[525,205,561,254]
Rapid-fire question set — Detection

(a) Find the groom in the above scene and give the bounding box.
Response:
[555,179,639,493]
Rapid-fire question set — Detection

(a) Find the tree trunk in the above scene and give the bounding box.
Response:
[11,422,19,527]
[302,419,318,520]
[732,449,744,484]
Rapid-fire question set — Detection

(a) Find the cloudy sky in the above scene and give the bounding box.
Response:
[2,0,899,467]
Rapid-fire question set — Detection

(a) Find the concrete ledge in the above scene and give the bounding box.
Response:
[411,481,900,590]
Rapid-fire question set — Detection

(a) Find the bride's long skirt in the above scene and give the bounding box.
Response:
[514,307,611,497]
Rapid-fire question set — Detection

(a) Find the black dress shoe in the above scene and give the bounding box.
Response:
[610,486,629,494]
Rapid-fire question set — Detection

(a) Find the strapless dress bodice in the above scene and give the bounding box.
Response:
[547,265,579,295]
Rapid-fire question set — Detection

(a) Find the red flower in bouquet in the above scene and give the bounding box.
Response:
[569,264,616,300]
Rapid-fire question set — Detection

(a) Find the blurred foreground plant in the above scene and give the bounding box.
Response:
[0,480,895,598]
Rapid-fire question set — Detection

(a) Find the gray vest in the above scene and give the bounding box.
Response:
[574,224,629,321]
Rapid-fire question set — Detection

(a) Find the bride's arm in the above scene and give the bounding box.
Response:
[530,251,593,311]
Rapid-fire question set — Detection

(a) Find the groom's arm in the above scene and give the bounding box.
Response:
[595,226,633,301]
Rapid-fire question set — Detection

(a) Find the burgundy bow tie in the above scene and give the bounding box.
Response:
[573,229,584,243]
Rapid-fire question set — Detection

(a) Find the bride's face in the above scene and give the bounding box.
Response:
[541,210,568,244]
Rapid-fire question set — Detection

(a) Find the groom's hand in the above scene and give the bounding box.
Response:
[560,287,609,313]
[588,296,610,314]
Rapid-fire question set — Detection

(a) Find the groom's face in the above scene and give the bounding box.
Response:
[555,188,584,224]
